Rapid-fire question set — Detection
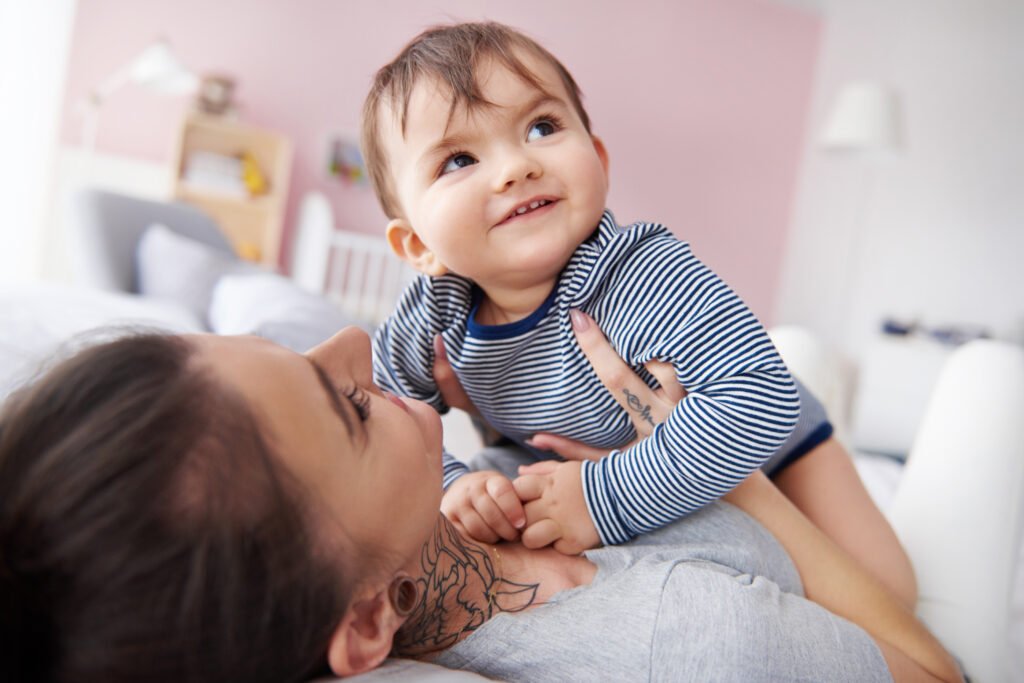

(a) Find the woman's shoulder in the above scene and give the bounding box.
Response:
[600,503,801,593]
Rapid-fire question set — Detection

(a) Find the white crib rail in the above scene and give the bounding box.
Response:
[291,192,416,328]
[324,230,416,327]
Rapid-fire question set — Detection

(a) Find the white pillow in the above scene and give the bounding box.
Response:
[136,224,260,326]
[849,335,953,458]
[209,273,367,352]
[0,284,204,400]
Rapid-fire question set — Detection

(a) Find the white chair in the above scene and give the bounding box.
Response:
[889,339,1024,683]
[773,328,1024,682]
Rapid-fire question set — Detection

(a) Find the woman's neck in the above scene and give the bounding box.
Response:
[392,515,594,659]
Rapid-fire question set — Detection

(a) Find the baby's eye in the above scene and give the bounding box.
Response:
[527,119,559,142]
[440,153,477,176]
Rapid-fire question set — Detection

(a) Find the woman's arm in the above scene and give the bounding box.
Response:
[557,313,963,682]
[725,471,961,682]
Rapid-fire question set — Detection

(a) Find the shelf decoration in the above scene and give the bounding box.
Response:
[327,135,367,185]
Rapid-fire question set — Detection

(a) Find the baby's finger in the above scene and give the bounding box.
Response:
[527,433,609,461]
[517,461,560,477]
[447,516,470,540]
[512,474,547,502]
[644,359,687,405]
[553,537,585,556]
[485,477,526,531]
[473,493,520,542]
[521,518,561,549]
[458,508,499,544]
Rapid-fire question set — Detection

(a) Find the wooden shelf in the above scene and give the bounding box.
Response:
[171,113,292,266]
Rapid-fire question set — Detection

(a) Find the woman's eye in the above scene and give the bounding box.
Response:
[440,153,476,176]
[344,387,371,422]
[527,119,558,142]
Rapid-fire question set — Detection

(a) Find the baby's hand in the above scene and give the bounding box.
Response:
[514,461,600,555]
[441,471,526,543]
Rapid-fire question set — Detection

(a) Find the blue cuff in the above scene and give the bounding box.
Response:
[442,451,470,490]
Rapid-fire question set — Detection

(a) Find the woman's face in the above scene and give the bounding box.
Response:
[190,328,444,571]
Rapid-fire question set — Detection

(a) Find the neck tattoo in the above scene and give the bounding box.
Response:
[486,544,503,612]
[392,517,539,658]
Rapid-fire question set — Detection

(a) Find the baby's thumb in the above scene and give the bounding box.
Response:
[517,460,560,476]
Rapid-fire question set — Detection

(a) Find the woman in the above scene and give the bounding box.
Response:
[0,326,961,681]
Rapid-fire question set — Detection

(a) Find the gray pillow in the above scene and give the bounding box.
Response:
[136,224,261,326]
[209,273,368,353]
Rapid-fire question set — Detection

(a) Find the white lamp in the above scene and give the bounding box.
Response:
[820,81,903,154]
[78,38,198,151]
[818,81,905,347]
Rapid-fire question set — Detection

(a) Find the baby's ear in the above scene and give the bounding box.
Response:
[386,219,448,277]
[591,135,610,177]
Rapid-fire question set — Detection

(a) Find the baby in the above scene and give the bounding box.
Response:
[361,22,799,551]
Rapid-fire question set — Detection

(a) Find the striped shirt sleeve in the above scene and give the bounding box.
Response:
[372,275,471,489]
[580,237,800,544]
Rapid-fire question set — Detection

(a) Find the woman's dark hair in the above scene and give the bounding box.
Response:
[0,333,349,682]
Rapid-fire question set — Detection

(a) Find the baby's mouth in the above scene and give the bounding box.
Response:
[500,198,555,225]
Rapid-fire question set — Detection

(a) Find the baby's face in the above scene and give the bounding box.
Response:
[381,51,609,292]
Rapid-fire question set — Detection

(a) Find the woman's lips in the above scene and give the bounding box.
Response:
[384,391,409,413]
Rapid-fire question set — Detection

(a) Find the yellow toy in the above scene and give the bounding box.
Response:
[241,152,268,196]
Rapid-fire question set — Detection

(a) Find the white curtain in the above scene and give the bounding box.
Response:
[0,0,77,284]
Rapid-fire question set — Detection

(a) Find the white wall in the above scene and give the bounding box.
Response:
[0,0,77,285]
[776,0,1024,360]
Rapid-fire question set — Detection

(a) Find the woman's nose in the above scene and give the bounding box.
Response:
[494,146,542,192]
[306,326,376,388]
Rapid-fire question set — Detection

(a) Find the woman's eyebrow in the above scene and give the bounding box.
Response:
[306,357,358,439]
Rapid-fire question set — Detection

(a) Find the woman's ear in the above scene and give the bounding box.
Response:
[386,219,448,277]
[326,587,405,677]
[591,135,610,178]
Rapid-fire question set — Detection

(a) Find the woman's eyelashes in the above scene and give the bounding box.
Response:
[343,386,371,422]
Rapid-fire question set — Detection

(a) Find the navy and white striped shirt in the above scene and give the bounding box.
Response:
[372,211,799,544]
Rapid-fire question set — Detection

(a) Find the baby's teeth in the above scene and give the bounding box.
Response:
[529,201,540,209]
[516,206,528,214]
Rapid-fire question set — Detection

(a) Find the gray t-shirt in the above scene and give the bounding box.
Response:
[434,503,890,682]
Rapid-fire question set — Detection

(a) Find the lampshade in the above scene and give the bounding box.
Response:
[819,82,903,153]
[126,39,198,94]
[88,38,198,104]
[79,38,198,150]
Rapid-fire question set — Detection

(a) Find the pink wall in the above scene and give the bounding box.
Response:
[59,0,820,322]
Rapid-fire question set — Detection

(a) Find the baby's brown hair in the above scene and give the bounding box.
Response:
[361,21,592,218]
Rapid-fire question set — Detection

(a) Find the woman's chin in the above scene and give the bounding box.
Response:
[411,400,445,469]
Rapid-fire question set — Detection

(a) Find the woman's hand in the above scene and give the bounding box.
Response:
[431,334,479,416]
[525,309,686,463]
[515,310,687,555]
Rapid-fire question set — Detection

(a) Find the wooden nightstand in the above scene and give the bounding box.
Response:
[171,113,292,267]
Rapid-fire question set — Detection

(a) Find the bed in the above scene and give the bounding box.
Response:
[1,189,1020,681]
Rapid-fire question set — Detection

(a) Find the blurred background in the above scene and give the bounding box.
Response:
[2,3,1024,673]
[2,0,1023,421]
